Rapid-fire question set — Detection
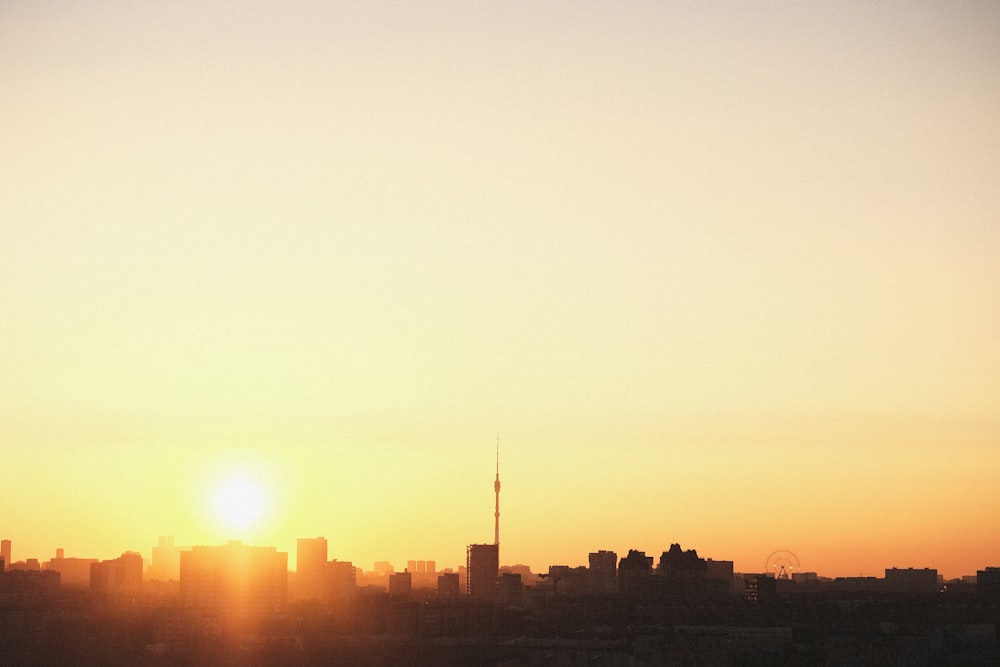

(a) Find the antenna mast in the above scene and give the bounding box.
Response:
[494,434,501,546]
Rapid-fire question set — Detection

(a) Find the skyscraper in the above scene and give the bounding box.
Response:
[466,543,499,599]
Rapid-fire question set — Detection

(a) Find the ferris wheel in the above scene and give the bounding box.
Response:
[765,550,800,580]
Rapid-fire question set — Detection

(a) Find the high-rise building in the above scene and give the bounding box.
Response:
[296,537,328,601]
[179,542,287,617]
[657,543,708,596]
[1,539,10,569]
[327,560,357,604]
[437,572,460,597]
[618,550,653,595]
[466,543,499,599]
[149,536,181,581]
[389,571,412,596]
[91,552,143,596]
[497,572,522,604]
[706,559,735,592]
[978,567,1000,596]
[744,573,776,604]
[47,549,98,589]
[588,550,618,595]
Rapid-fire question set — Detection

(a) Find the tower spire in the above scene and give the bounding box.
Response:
[494,433,500,546]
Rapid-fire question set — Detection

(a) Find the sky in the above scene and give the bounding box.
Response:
[2,1,998,580]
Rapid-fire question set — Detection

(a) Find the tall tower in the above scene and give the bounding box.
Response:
[494,434,501,546]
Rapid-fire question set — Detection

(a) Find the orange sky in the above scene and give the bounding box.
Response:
[2,2,999,580]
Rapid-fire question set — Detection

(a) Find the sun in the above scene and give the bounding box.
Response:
[212,474,267,531]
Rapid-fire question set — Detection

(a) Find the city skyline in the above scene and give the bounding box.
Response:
[2,535,995,588]
[3,2,999,583]
[0,513,994,582]
[7,531,997,665]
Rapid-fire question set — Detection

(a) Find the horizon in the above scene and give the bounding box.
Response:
[3,2,998,586]
[1,528,992,581]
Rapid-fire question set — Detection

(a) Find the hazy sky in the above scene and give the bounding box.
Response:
[3,1,998,578]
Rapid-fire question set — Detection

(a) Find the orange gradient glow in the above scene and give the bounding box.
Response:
[1,2,998,580]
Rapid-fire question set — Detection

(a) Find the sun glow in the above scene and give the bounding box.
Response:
[212,474,267,531]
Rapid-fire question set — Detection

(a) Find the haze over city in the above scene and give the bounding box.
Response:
[2,1,999,581]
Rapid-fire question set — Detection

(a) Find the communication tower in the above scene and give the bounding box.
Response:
[494,434,501,546]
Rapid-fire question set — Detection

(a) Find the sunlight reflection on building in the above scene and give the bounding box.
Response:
[179,541,287,618]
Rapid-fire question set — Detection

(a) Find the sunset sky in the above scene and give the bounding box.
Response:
[2,2,998,579]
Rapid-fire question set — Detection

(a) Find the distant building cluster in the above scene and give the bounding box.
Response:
[3,534,995,613]
[2,534,999,665]
[3,527,1000,667]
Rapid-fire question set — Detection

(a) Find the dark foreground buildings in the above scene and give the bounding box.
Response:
[1,539,998,666]
[466,543,499,600]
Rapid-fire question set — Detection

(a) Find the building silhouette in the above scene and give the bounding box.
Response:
[437,571,460,598]
[978,567,1000,596]
[589,550,618,595]
[1,539,10,570]
[0,569,60,606]
[885,567,938,593]
[148,536,181,581]
[46,548,98,589]
[91,551,143,596]
[497,572,523,605]
[295,537,328,601]
[389,571,412,596]
[618,549,653,595]
[327,559,357,604]
[466,543,499,599]
[547,565,589,597]
[8,558,41,572]
[743,573,777,604]
[657,543,708,596]
[706,558,736,592]
[179,542,287,617]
